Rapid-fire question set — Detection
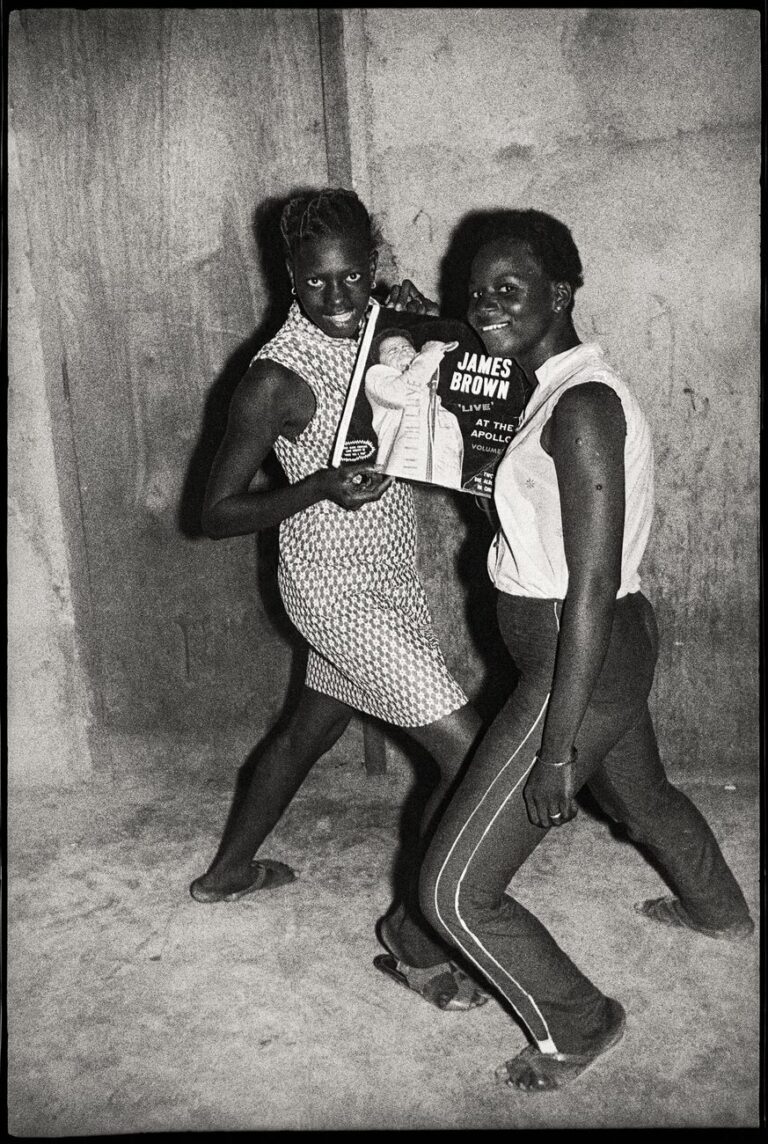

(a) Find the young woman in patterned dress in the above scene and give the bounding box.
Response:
[189,189,487,1010]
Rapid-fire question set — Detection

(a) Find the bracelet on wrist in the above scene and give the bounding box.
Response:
[535,745,578,769]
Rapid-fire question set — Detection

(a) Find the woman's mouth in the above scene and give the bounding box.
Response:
[325,310,356,327]
[481,320,510,332]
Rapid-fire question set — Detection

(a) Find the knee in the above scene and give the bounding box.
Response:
[417,861,460,943]
[278,716,345,766]
[620,776,684,841]
[425,704,481,765]
[417,864,443,937]
[418,862,504,944]
[316,715,349,757]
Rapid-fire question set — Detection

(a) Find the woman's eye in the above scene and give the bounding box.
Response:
[346,272,362,283]
[305,277,323,288]
[469,289,481,301]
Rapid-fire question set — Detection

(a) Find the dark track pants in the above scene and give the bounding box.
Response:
[417,592,752,1055]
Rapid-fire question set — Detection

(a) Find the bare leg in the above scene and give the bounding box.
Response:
[191,686,354,899]
[407,703,484,836]
[379,702,483,968]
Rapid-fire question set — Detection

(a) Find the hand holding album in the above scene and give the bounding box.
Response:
[332,303,528,497]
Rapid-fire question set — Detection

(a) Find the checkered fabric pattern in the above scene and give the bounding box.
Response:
[254,304,467,727]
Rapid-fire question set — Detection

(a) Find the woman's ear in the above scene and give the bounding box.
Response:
[552,281,572,314]
[285,259,295,291]
[369,249,379,280]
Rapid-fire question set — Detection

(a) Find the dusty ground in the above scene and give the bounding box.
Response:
[8,724,761,1132]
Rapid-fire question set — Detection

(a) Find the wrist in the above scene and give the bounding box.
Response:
[308,468,330,500]
[535,745,577,769]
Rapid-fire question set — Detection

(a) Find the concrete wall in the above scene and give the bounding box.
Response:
[346,7,761,775]
[8,10,330,779]
[8,130,94,786]
[8,8,759,785]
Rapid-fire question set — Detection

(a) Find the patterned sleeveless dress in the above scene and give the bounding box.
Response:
[253,302,467,727]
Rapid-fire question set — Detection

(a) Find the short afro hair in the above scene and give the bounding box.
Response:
[475,209,584,309]
[371,326,416,363]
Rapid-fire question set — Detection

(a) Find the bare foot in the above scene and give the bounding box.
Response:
[497,998,626,1092]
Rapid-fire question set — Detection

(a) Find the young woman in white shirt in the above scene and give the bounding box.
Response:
[408,209,753,1092]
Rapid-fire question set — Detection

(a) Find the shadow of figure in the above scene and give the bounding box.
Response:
[178,192,294,539]
[176,188,333,797]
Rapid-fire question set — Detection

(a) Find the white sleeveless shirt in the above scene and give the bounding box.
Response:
[488,343,654,600]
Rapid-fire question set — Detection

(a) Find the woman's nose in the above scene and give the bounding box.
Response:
[474,293,499,316]
[326,280,349,308]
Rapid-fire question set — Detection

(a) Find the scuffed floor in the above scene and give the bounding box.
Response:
[8,726,760,1132]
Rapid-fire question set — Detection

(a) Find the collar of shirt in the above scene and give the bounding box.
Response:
[533,341,605,396]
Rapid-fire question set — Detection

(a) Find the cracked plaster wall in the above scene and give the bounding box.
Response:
[8,9,759,786]
[8,130,94,786]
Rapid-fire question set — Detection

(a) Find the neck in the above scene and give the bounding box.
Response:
[519,321,580,388]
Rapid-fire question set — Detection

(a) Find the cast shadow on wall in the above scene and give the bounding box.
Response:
[177,191,314,722]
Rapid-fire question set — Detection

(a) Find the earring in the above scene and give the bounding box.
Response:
[291,286,296,296]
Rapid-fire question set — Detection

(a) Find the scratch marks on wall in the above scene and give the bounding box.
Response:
[410,208,434,243]
[682,386,710,417]
[175,616,193,681]
[494,141,535,164]
[647,296,710,419]
[431,35,452,63]
[646,293,675,398]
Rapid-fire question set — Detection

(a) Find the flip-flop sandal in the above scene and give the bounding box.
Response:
[497,999,626,1092]
[373,953,490,1011]
[634,896,754,941]
[189,859,296,903]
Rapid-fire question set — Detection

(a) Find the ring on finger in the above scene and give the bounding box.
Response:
[550,812,563,820]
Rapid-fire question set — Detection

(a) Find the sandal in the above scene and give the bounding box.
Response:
[497,998,626,1092]
[189,859,296,903]
[373,953,491,1011]
[634,896,754,942]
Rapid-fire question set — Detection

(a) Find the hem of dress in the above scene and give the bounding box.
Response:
[306,679,469,729]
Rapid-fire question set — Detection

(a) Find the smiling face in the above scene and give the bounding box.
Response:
[289,229,377,339]
[467,238,570,371]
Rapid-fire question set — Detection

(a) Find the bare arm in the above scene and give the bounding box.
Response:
[202,359,393,538]
[524,382,627,828]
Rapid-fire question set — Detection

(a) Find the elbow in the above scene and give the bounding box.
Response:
[200,505,225,540]
[569,568,622,606]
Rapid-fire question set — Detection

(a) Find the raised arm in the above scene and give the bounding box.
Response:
[524,382,627,827]
[364,364,411,410]
[202,359,392,538]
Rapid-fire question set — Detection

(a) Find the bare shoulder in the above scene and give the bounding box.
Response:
[543,382,625,456]
[231,357,316,440]
[557,381,624,417]
[554,382,625,436]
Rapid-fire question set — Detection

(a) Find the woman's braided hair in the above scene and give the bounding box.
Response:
[280,188,380,258]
